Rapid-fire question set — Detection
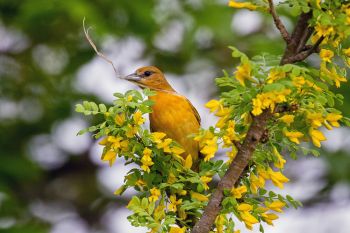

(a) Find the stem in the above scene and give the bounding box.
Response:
[268,0,290,44]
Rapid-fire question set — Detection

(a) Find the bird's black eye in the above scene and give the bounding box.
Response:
[144,71,152,77]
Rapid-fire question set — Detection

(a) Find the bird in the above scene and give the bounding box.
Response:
[123,66,201,170]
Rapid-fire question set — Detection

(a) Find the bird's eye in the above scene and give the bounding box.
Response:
[144,71,152,77]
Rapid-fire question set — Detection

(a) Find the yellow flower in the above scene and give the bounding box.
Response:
[169,226,186,233]
[267,168,289,189]
[343,48,350,57]
[200,176,212,190]
[266,200,286,213]
[240,211,259,230]
[309,128,326,148]
[250,173,265,194]
[141,148,154,173]
[325,113,342,128]
[215,214,226,233]
[231,185,247,199]
[135,179,146,187]
[267,69,286,84]
[261,213,278,225]
[133,111,145,125]
[320,49,334,63]
[272,146,286,169]
[279,114,294,126]
[149,187,161,202]
[229,0,257,11]
[171,146,185,155]
[284,130,304,144]
[237,203,253,212]
[191,192,209,202]
[234,63,252,86]
[205,99,221,112]
[98,137,108,145]
[184,155,192,169]
[292,76,306,89]
[157,138,172,153]
[321,65,347,88]
[215,107,231,117]
[154,204,165,222]
[169,195,182,212]
[151,132,167,143]
[126,95,133,102]
[126,124,138,138]
[315,22,334,38]
[307,112,324,128]
[252,89,291,116]
[101,150,117,166]
[226,145,238,164]
[200,136,218,162]
[115,113,126,126]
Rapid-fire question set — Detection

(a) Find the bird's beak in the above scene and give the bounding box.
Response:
[123,72,141,82]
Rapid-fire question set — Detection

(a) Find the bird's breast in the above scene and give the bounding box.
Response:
[149,91,200,161]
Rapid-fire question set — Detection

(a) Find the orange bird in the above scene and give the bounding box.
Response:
[123,66,201,169]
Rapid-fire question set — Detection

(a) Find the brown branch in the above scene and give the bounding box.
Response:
[192,9,320,233]
[282,36,324,64]
[268,0,291,43]
[192,111,272,233]
[296,27,314,53]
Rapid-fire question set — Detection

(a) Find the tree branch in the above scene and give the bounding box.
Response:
[192,9,320,233]
[268,0,290,44]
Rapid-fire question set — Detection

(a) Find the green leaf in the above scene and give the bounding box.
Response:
[75,104,85,113]
[99,104,107,112]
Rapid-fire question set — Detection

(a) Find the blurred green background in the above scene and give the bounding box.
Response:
[0,0,349,233]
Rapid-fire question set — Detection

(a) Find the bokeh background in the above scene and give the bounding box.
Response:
[0,0,350,233]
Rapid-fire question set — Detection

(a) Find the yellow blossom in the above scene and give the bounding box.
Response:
[240,211,259,230]
[169,195,182,212]
[101,150,117,166]
[250,173,265,194]
[115,113,126,126]
[343,48,350,57]
[171,146,185,155]
[157,138,172,153]
[215,107,231,117]
[191,192,209,202]
[292,76,306,89]
[169,226,186,233]
[168,173,176,184]
[267,168,289,189]
[321,64,347,88]
[261,213,279,225]
[141,147,154,173]
[252,89,291,116]
[154,204,165,222]
[229,0,257,11]
[307,112,324,128]
[227,145,238,164]
[315,22,334,38]
[266,200,286,213]
[184,155,192,169]
[98,137,108,145]
[151,132,166,144]
[133,111,145,125]
[231,185,247,199]
[309,128,326,148]
[149,187,161,202]
[272,146,286,169]
[126,124,138,138]
[234,62,252,86]
[267,69,286,84]
[284,130,304,144]
[215,214,226,233]
[279,114,294,126]
[237,203,253,212]
[200,176,212,190]
[135,179,146,187]
[126,95,133,102]
[320,49,334,63]
[200,136,218,162]
[325,113,342,128]
[205,99,221,113]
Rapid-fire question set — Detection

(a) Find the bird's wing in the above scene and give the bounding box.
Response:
[185,97,201,124]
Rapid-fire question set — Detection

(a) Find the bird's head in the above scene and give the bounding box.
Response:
[123,66,174,92]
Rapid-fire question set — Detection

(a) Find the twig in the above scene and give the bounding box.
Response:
[268,0,290,44]
[296,27,314,53]
[83,18,121,78]
[282,36,324,64]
